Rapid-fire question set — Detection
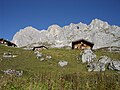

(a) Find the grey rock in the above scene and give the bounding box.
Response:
[108,61,120,71]
[3,52,17,58]
[108,47,120,52]
[34,51,39,54]
[82,49,96,63]
[3,69,23,76]
[36,53,42,58]
[34,51,42,59]
[12,19,120,49]
[98,56,111,64]
[58,61,68,67]
[87,56,111,72]
[46,55,52,59]
[40,58,45,61]
[88,62,105,72]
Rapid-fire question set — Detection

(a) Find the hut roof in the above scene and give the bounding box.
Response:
[33,46,48,51]
[72,39,94,49]
[0,38,17,47]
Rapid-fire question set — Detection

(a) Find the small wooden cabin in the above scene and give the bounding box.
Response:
[0,38,17,47]
[0,38,4,44]
[72,39,94,50]
[33,46,48,51]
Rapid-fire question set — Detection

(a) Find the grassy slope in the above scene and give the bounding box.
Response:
[0,45,120,89]
[0,45,85,76]
[0,45,120,77]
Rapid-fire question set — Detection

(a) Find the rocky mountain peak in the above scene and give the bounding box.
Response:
[20,26,40,33]
[48,25,62,30]
[12,19,120,49]
[90,18,107,24]
[48,25,62,36]
[89,18,109,29]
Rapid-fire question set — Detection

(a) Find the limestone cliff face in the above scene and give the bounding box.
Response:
[12,19,120,49]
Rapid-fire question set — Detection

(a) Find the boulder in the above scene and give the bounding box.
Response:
[3,52,17,58]
[108,61,120,71]
[88,62,105,72]
[98,56,111,64]
[87,56,111,72]
[46,55,52,59]
[58,61,68,67]
[87,63,105,72]
[82,49,96,63]
[40,58,45,61]
[36,53,42,59]
[34,51,39,54]
[3,69,23,76]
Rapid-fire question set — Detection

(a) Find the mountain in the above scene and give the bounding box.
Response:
[12,19,120,49]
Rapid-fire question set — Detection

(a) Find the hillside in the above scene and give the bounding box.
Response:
[12,19,120,49]
[0,45,120,75]
[0,45,85,76]
[0,45,120,89]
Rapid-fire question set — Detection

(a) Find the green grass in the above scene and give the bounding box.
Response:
[0,45,120,90]
[0,46,87,75]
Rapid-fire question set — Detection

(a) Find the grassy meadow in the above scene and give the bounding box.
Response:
[0,45,120,90]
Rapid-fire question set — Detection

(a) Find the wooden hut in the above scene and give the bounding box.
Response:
[72,39,94,50]
[0,38,17,47]
[0,38,4,44]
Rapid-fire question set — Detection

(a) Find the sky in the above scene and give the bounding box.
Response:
[0,0,120,40]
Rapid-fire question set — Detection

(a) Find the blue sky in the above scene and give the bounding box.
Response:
[0,0,120,40]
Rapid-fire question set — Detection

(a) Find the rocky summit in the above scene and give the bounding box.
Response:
[12,19,120,49]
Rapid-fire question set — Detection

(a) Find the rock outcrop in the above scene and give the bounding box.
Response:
[58,61,68,67]
[3,69,23,76]
[108,61,120,71]
[12,19,120,49]
[87,56,111,72]
[82,49,96,63]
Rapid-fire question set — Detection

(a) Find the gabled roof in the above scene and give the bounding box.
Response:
[72,39,94,48]
[0,38,4,41]
[0,38,17,47]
